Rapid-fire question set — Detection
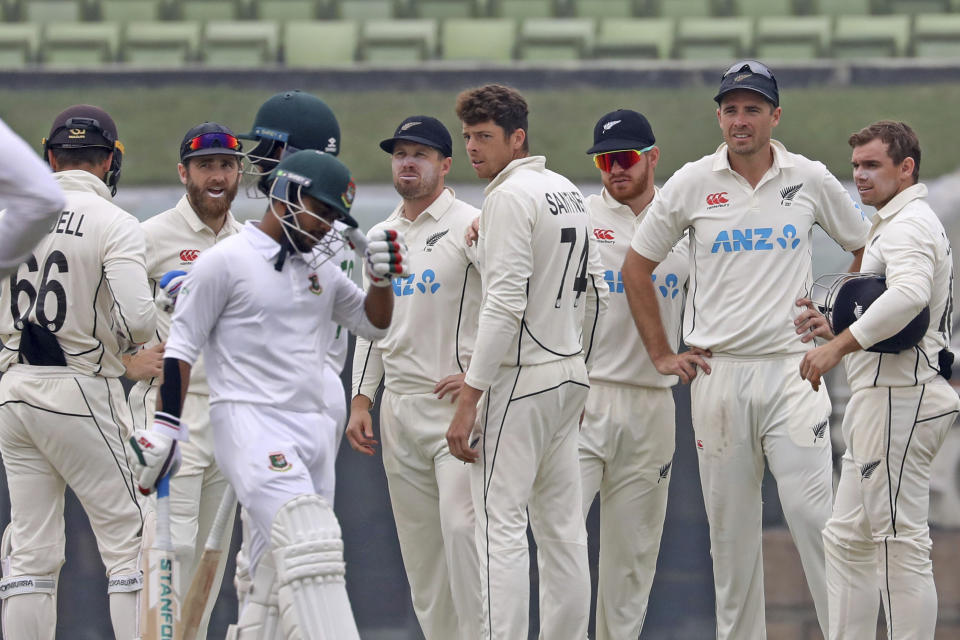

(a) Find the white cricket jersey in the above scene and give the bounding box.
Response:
[588,187,689,388]
[164,222,386,413]
[631,140,869,357]
[844,184,954,392]
[464,156,609,391]
[135,194,242,395]
[326,222,356,374]
[352,188,481,398]
[0,170,156,377]
[0,118,65,277]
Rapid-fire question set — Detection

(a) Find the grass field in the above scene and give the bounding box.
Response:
[2,83,958,185]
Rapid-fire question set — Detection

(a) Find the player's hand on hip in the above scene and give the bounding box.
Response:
[464,216,479,247]
[799,344,842,392]
[434,373,466,403]
[654,349,711,384]
[156,270,188,314]
[795,297,835,343]
[446,403,479,464]
[345,408,378,456]
[365,229,410,287]
[129,423,182,495]
[122,342,165,381]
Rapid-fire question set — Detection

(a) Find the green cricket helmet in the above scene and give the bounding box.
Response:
[240,90,340,173]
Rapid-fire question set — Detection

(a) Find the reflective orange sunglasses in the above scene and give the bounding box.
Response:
[592,145,655,172]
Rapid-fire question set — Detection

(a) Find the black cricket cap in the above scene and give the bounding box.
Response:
[586,109,656,155]
[379,116,452,158]
[714,60,780,107]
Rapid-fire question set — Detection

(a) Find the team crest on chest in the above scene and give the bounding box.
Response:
[307,273,323,295]
[425,229,448,252]
[779,183,803,207]
[268,452,292,472]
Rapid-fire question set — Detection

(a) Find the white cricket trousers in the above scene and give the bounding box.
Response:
[579,382,675,640]
[824,379,960,640]
[0,366,144,640]
[380,389,484,640]
[690,354,833,639]
[472,358,591,640]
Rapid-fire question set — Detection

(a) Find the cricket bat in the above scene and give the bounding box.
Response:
[178,486,237,640]
[145,474,178,640]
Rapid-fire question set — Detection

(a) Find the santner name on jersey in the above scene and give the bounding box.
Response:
[546,191,586,215]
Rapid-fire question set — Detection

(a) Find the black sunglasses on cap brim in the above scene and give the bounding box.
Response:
[722,60,775,80]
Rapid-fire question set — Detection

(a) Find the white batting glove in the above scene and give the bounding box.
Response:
[155,270,188,314]
[128,411,187,495]
[365,229,410,287]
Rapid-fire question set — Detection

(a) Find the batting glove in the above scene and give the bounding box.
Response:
[155,270,188,314]
[365,229,410,287]
[128,411,187,495]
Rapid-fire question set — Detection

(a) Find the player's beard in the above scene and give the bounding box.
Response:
[604,163,650,204]
[186,176,239,223]
[394,167,441,201]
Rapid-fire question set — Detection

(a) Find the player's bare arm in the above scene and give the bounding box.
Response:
[464,216,479,246]
[434,372,466,403]
[794,299,835,343]
[346,394,378,456]
[622,248,710,382]
[848,246,865,272]
[122,342,165,381]
[799,329,862,391]
[446,384,481,463]
[363,283,394,329]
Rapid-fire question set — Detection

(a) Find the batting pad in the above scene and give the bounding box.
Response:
[0,524,57,638]
[234,552,282,640]
[270,494,360,640]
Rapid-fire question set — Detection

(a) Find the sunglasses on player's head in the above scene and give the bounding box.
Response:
[722,60,774,80]
[592,145,655,173]
[186,132,241,152]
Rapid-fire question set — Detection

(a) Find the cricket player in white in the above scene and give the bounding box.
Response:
[446,84,608,639]
[581,109,688,639]
[346,116,484,639]
[799,121,960,640]
[129,150,410,640]
[124,122,245,638]
[623,62,870,639]
[0,105,155,639]
[0,117,65,276]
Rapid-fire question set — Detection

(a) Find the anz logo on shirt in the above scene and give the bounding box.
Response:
[393,270,441,296]
[604,270,681,299]
[710,224,801,254]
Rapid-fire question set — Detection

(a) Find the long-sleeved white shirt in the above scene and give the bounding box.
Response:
[0,170,156,377]
[352,188,481,399]
[464,156,609,391]
[0,118,66,277]
[588,187,689,388]
[165,222,386,413]
[631,140,869,357]
[844,183,954,391]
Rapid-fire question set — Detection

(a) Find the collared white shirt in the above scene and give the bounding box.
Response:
[631,140,869,357]
[137,194,242,394]
[0,170,155,377]
[464,156,609,391]
[165,222,385,413]
[352,188,481,398]
[844,183,953,391]
[588,187,688,388]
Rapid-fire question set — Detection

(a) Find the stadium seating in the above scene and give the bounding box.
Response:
[20,0,83,23]
[0,22,38,64]
[811,0,873,15]
[98,0,165,21]
[42,21,119,64]
[336,0,396,19]
[440,17,515,60]
[755,15,830,59]
[254,0,320,19]
[733,0,794,16]
[831,15,911,58]
[888,0,948,13]
[675,16,751,59]
[517,16,593,59]
[121,19,199,64]
[494,0,554,18]
[284,19,357,64]
[176,0,243,20]
[569,0,639,18]
[593,17,672,58]
[657,0,714,18]
[360,18,436,61]
[411,0,478,18]
[913,13,960,57]
[202,19,278,64]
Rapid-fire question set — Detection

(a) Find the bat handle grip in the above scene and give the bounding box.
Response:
[205,486,237,550]
[156,475,172,551]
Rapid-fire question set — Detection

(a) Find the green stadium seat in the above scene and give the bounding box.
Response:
[755,15,829,59]
[202,19,278,64]
[411,0,477,18]
[889,1,947,14]
[177,0,242,20]
[733,0,793,16]
[913,14,960,57]
[675,16,751,59]
[254,0,319,19]
[831,15,910,58]
[811,0,872,16]
[98,0,164,21]
[494,0,554,18]
[21,0,84,23]
[283,19,357,64]
[336,0,396,19]
[42,21,119,64]
[121,20,199,65]
[593,17,672,58]
[0,23,38,65]
[657,0,714,17]
[570,0,638,18]
[517,16,593,59]
[361,18,436,61]
[440,17,514,60]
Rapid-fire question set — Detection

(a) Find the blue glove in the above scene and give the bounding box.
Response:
[156,270,188,314]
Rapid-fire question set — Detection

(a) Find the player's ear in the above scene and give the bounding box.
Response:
[440,155,452,177]
[177,162,188,185]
